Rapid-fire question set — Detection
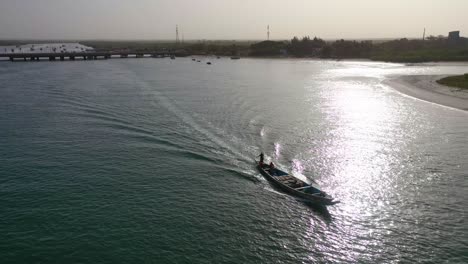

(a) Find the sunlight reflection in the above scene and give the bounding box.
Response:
[320,80,400,213]
[274,142,281,158]
[291,158,304,175]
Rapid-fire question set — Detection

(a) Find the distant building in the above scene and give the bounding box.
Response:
[448,31,460,41]
[447,30,468,46]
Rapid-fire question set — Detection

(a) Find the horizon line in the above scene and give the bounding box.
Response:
[0,37,430,42]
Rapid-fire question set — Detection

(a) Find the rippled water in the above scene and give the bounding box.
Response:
[1,59,467,263]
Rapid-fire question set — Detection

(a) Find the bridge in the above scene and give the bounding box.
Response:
[0,51,181,62]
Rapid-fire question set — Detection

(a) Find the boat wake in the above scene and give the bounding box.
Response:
[263,186,288,197]
[122,68,264,182]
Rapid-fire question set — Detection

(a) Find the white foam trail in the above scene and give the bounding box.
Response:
[260,126,265,137]
[149,90,244,158]
[264,187,288,196]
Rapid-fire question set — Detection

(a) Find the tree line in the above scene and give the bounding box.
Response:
[248,35,468,62]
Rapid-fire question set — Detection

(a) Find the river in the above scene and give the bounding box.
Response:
[1,58,467,263]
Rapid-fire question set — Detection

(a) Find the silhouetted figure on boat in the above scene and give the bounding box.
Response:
[269,161,275,170]
[258,152,264,166]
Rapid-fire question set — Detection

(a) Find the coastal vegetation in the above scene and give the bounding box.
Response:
[249,40,287,56]
[249,35,468,62]
[369,36,468,62]
[437,74,468,89]
[248,37,373,59]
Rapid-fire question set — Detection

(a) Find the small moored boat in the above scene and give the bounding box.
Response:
[256,160,339,206]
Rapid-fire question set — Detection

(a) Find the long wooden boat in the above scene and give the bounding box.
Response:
[256,160,339,206]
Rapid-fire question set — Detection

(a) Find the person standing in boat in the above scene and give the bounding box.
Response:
[258,152,264,166]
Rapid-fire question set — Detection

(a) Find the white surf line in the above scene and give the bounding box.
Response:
[380,78,468,114]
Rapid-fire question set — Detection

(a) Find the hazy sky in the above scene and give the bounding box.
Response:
[1,0,467,40]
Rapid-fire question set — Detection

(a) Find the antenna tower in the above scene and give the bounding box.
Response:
[422,28,426,41]
[176,25,180,44]
[267,25,270,40]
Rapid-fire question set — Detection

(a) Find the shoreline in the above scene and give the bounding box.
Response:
[385,75,468,111]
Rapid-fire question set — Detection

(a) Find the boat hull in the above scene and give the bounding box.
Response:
[257,163,338,206]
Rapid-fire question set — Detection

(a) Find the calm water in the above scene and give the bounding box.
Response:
[1,58,467,263]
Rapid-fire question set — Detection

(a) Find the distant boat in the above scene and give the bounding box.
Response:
[256,159,339,206]
[207,62,211,65]
[170,55,175,59]
[197,60,201,62]
[230,56,240,60]
[217,56,221,59]
[192,58,196,61]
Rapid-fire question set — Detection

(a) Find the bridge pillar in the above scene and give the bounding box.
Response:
[70,56,75,60]
[60,56,64,61]
[9,57,13,62]
[24,57,27,61]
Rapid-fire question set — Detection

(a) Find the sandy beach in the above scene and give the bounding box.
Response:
[386,75,468,111]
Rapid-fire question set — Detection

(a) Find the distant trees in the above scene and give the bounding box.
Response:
[249,36,372,58]
[248,33,468,62]
[375,38,423,53]
[371,36,468,62]
[249,40,287,56]
[186,42,245,56]
[330,39,373,58]
[288,36,326,57]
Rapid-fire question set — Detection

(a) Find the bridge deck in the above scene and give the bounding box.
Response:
[0,51,176,59]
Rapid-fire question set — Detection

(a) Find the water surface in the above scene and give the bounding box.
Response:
[1,58,467,263]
